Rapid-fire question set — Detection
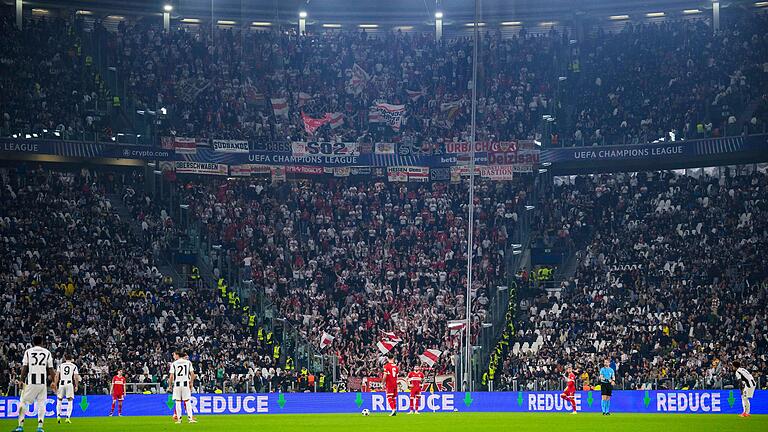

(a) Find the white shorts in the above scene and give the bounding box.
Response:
[57,384,74,399]
[172,386,192,401]
[21,384,48,406]
[742,386,755,399]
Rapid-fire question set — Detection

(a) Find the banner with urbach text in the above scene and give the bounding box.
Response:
[0,390,764,418]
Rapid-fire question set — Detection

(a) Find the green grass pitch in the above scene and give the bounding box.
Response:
[2,413,766,432]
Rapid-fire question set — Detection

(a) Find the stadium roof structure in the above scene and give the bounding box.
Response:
[12,0,734,27]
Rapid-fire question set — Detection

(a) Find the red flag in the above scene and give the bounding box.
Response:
[301,112,332,135]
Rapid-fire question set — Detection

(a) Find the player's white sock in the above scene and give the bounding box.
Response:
[57,399,63,417]
[742,396,750,415]
[184,400,194,420]
[17,402,26,427]
[175,401,183,421]
[68,399,74,418]
[38,403,45,426]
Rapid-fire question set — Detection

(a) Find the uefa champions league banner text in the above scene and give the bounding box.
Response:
[0,391,765,418]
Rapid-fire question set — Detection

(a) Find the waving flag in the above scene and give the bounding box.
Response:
[419,349,442,367]
[347,63,370,95]
[319,332,335,350]
[381,331,402,343]
[406,89,425,102]
[376,338,399,354]
[298,92,312,107]
[370,103,406,131]
[271,97,289,117]
[301,112,331,135]
[328,112,344,129]
[448,320,467,335]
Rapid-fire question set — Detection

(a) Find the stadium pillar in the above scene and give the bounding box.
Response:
[712,2,720,33]
[435,12,443,42]
[163,12,170,31]
[299,11,307,35]
[15,0,22,30]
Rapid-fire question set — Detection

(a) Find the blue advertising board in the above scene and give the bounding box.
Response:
[0,390,764,418]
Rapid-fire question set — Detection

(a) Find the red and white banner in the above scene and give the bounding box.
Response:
[301,112,331,135]
[370,103,406,131]
[319,332,335,350]
[376,339,399,354]
[175,161,227,176]
[445,140,539,154]
[173,137,197,154]
[480,165,516,180]
[388,166,429,182]
[229,164,271,176]
[271,97,289,117]
[286,165,324,175]
[212,139,249,153]
[447,320,467,335]
[328,112,344,129]
[418,349,442,367]
[374,142,396,155]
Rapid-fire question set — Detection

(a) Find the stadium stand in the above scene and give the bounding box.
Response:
[496,170,768,391]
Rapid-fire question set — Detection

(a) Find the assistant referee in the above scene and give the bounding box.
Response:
[599,359,616,415]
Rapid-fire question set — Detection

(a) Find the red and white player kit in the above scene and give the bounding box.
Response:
[382,355,399,416]
[407,366,425,414]
[559,367,577,414]
[110,370,126,416]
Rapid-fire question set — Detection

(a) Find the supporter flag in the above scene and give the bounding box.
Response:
[301,112,331,135]
[376,338,399,354]
[447,320,467,335]
[368,107,384,124]
[319,332,335,350]
[347,63,370,95]
[298,92,312,107]
[244,79,265,104]
[418,349,442,367]
[173,137,197,154]
[271,97,289,117]
[381,331,402,343]
[406,89,425,102]
[328,112,344,129]
[371,103,406,132]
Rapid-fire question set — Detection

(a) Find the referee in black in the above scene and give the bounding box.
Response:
[599,359,616,415]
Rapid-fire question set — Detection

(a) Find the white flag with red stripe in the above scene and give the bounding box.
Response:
[448,320,467,335]
[319,331,335,350]
[328,112,344,129]
[298,92,312,107]
[381,331,402,343]
[271,97,289,117]
[406,89,425,102]
[418,349,442,367]
[376,338,399,354]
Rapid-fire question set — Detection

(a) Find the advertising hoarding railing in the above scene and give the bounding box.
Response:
[0,390,764,418]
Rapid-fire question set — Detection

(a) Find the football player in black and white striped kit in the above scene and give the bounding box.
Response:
[168,350,197,424]
[13,335,56,432]
[54,353,80,424]
[732,361,757,418]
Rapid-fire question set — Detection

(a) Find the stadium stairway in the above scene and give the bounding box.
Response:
[106,193,186,290]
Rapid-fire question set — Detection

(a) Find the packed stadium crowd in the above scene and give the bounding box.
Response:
[0,168,294,396]
[171,174,531,380]
[2,9,767,147]
[496,169,768,391]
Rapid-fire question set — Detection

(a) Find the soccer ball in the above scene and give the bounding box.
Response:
[361,409,370,416]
